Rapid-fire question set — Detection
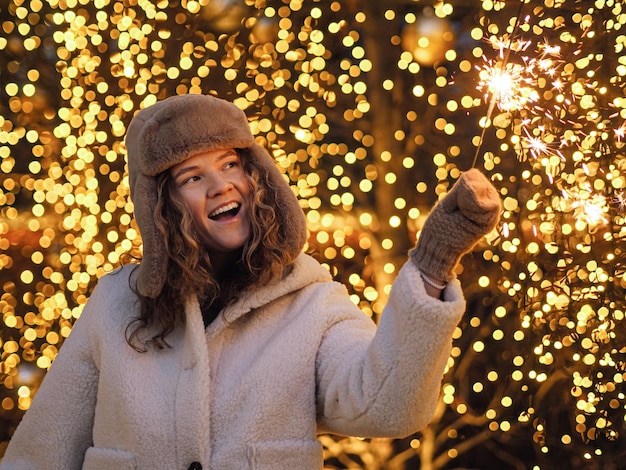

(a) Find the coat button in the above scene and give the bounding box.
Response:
[188,463,202,470]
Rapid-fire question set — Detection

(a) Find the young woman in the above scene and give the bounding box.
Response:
[1,94,501,469]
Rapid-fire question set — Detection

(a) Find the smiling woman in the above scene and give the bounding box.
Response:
[169,149,252,270]
[0,94,501,470]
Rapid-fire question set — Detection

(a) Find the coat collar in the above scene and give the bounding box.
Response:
[176,253,332,369]
[215,253,332,326]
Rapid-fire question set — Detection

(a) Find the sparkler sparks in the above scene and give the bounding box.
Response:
[473,4,625,462]
[538,42,562,57]
[564,190,609,228]
[477,31,618,230]
[613,190,626,212]
[521,127,563,160]
[478,61,536,112]
[524,134,548,157]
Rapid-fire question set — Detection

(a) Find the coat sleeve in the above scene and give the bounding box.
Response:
[315,260,465,438]
[0,282,103,469]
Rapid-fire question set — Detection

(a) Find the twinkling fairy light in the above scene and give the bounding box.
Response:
[475,0,626,465]
[0,0,624,467]
[0,2,484,466]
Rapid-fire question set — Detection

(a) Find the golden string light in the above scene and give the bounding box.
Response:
[474,0,626,465]
[0,0,624,467]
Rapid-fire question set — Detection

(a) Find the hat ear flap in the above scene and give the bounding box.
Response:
[133,173,168,298]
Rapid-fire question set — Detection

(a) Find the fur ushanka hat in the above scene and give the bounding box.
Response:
[125,94,308,299]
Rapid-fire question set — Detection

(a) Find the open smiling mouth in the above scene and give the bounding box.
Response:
[209,202,241,221]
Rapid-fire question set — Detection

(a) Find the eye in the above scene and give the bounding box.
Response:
[223,158,241,171]
[180,175,201,186]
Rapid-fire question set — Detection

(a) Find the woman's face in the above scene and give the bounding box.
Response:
[170,148,251,264]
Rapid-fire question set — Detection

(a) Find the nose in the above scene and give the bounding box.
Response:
[206,172,233,198]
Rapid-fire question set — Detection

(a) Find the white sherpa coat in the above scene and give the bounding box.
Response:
[1,254,465,470]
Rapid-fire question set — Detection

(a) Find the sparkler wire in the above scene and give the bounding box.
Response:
[471,0,527,169]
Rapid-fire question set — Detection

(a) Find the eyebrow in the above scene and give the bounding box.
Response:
[172,165,199,182]
[171,150,239,181]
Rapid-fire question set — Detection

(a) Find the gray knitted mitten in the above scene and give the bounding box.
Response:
[409,169,501,282]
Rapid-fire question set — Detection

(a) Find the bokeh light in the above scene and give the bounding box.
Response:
[0,0,624,468]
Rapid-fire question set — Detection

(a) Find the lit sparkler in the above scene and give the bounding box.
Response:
[562,188,609,228]
[521,127,563,160]
[478,60,537,112]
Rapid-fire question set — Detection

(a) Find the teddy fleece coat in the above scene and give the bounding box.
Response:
[1,254,465,469]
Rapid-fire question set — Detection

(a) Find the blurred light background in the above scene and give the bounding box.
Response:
[0,0,624,468]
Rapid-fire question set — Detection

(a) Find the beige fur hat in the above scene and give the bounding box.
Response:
[125,94,308,299]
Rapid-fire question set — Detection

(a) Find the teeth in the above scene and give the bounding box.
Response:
[209,202,239,218]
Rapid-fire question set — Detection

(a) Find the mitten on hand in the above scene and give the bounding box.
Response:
[409,169,501,282]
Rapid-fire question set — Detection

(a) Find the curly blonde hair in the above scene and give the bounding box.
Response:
[126,149,298,351]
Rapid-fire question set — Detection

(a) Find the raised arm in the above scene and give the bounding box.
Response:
[316,169,501,437]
